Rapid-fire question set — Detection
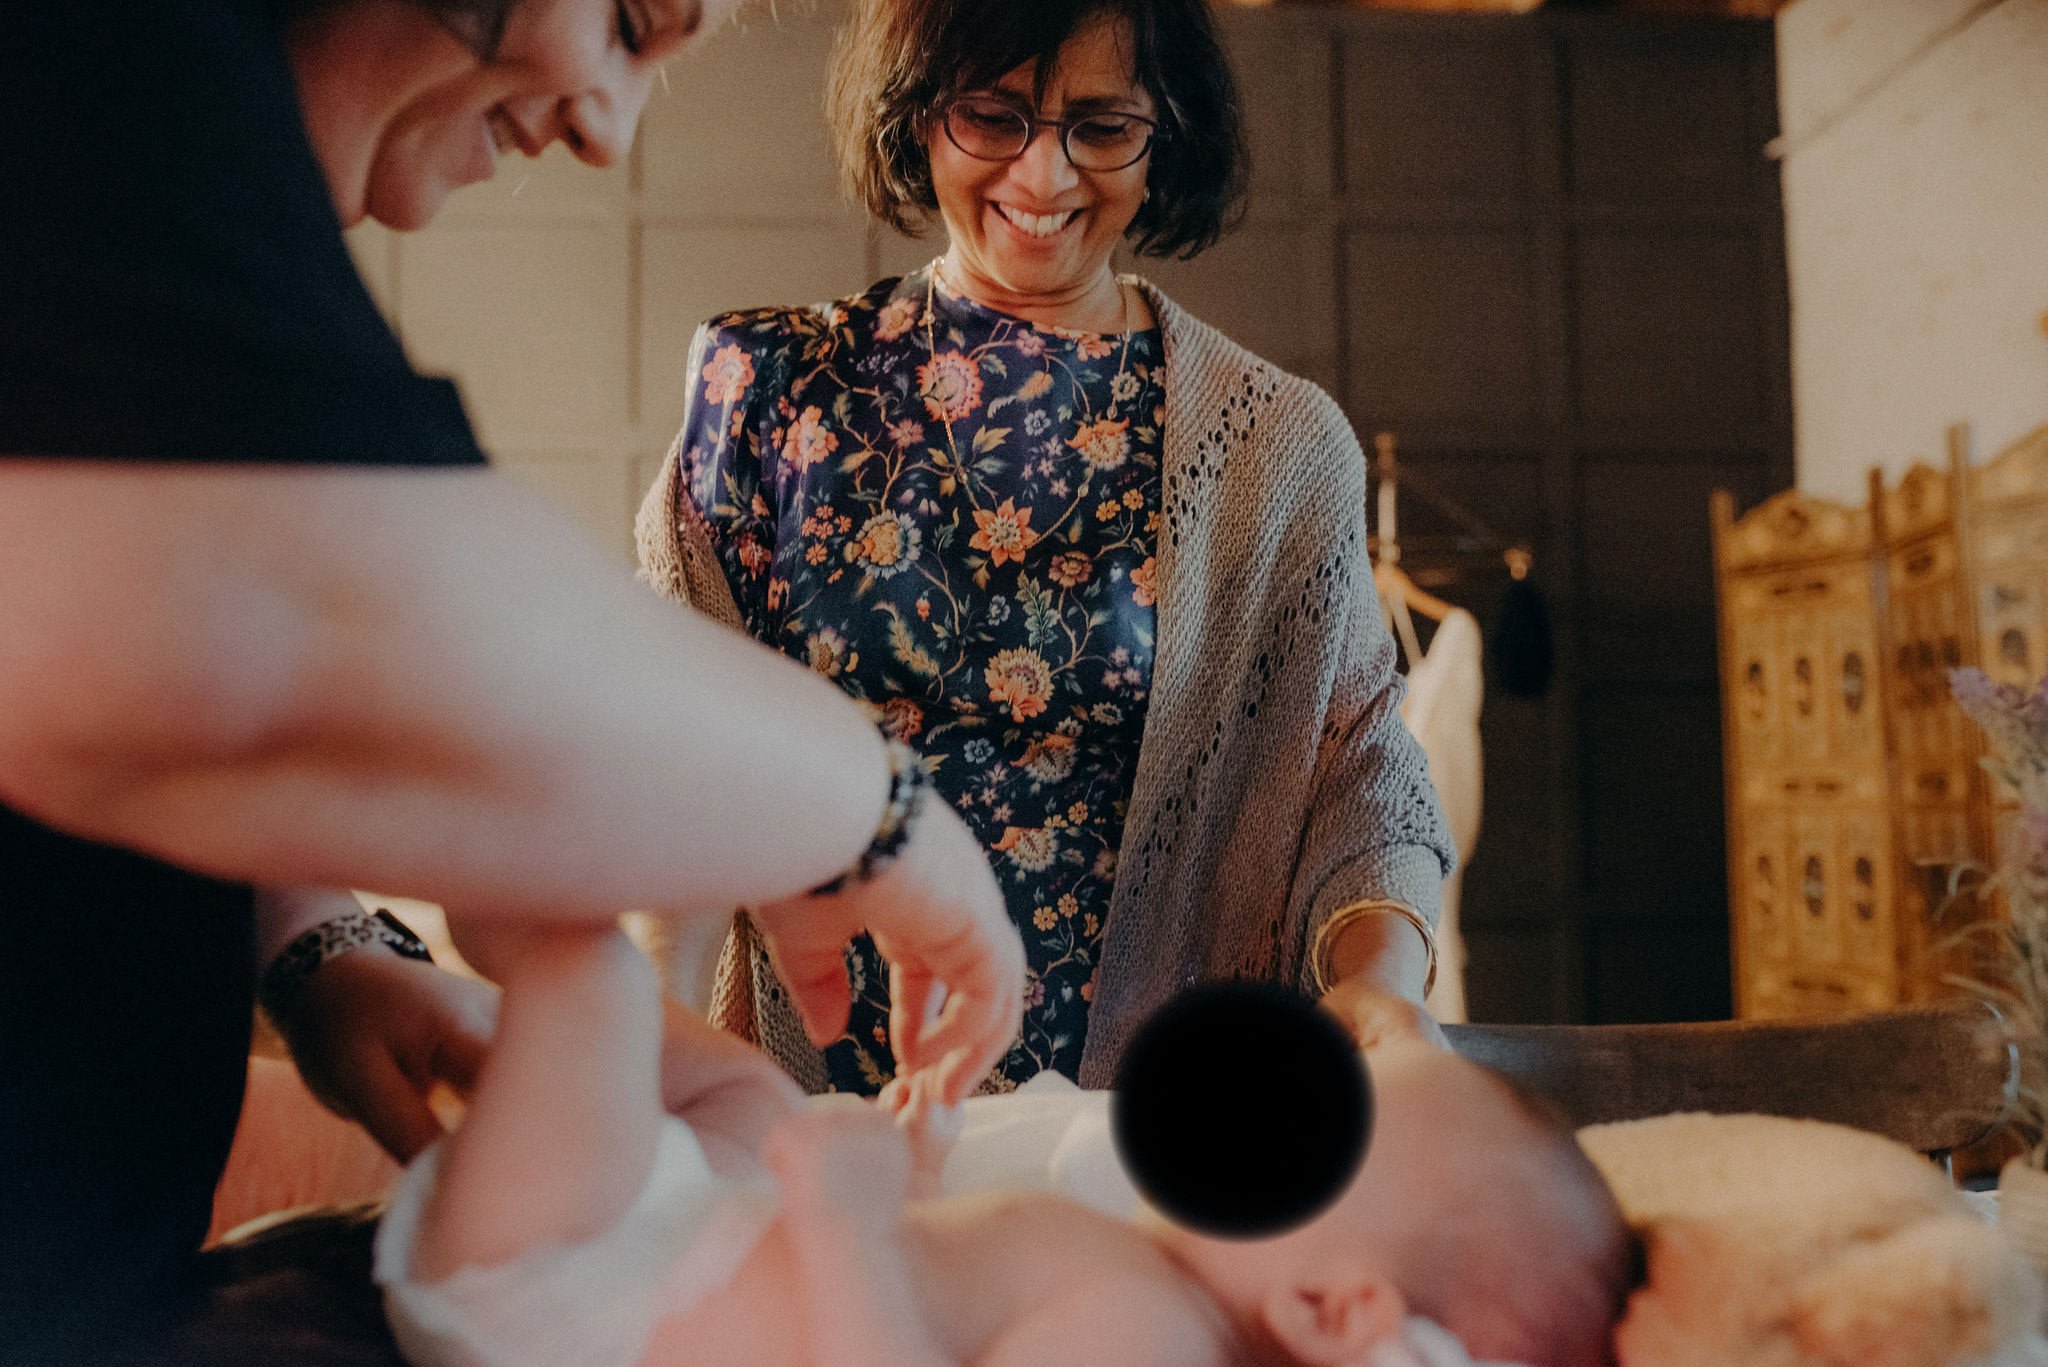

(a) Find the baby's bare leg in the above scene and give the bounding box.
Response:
[654,994,805,1177]
[413,923,664,1282]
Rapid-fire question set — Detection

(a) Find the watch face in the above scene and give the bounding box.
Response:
[371,909,434,962]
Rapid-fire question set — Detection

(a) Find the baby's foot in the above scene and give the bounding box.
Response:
[883,1072,964,1196]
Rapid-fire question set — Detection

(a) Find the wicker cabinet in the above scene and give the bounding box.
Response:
[1714,425,2048,1018]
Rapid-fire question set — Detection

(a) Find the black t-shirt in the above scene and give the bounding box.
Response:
[1,2,485,1354]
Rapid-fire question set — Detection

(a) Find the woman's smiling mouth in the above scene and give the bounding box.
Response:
[993,204,1080,238]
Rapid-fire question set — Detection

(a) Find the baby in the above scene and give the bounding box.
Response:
[374,924,1631,1367]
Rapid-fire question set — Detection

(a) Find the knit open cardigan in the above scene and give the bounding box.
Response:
[635,279,1454,1091]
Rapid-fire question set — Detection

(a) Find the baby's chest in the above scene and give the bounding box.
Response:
[911,1198,1228,1365]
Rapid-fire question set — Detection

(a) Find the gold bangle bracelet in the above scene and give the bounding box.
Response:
[1310,899,1438,999]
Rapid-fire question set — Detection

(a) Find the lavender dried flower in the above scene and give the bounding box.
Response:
[1951,666,2048,1162]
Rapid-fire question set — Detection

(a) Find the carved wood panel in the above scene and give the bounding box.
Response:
[1718,426,2048,1018]
[1968,428,2048,694]
[1713,488,1892,1016]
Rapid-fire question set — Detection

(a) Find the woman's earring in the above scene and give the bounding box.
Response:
[1141,187,1152,205]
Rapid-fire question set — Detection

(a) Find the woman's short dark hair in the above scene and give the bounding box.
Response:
[827,0,1248,260]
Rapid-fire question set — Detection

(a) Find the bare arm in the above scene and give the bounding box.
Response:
[0,462,882,918]
[1323,910,1434,1000]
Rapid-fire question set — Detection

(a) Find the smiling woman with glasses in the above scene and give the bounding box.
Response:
[640,0,1456,1108]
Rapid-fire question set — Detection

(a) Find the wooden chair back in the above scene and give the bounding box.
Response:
[1444,999,2018,1163]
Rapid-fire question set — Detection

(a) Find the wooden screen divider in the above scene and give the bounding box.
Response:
[1713,424,2048,1019]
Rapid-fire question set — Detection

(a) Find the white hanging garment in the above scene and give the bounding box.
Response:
[1397,608,1484,1023]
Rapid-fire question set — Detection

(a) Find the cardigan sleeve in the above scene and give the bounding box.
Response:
[1284,391,1457,980]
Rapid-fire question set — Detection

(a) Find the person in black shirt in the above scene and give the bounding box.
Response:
[0,2,1023,1360]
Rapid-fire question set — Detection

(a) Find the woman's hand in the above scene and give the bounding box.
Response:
[1315,902,1447,1052]
[754,798,1023,1106]
[274,951,498,1161]
[1320,980,1450,1053]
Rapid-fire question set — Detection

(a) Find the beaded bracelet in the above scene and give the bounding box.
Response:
[258,907,434,1025]
[808,737,931,897]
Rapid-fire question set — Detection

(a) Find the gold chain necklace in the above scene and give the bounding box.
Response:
[921,258,1137,503]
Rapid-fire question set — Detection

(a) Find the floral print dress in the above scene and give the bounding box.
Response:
[678,266,1164,1093]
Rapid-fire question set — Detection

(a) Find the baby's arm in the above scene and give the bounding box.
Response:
[762,1106,956,1367]
[412,921,665,1282]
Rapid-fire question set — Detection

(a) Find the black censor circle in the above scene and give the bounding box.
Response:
[1111,981,1373,1239]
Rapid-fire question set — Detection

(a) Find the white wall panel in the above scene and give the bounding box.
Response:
[639,1,846,216]
[496,450,637,558]
[345,221,398,314]
[1777,0,2048,498]
[640,221,868,434]
[399,222,634,450]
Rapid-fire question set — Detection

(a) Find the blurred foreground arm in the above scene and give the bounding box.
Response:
[0,462,902,915]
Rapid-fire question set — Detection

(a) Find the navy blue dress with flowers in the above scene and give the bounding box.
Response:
[677,266,1163,1093]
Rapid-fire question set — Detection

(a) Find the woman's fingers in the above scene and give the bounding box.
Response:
[888,964,947,1073]
[427,1015,491,1096]
[419,972,498,1094]
[872,926,1021,1103]
[906,956,1021,1105]
[754,797,1022,1079]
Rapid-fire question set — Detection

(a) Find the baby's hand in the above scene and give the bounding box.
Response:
[763,1106,914,1229]
[881,1072,964,1196]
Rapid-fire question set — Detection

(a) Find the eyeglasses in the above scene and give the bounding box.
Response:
[937,95,1161,173]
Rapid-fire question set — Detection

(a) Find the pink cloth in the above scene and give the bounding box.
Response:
[1399,609,1482,1023]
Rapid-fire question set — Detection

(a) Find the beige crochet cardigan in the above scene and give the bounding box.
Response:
[635,278,1453,1091]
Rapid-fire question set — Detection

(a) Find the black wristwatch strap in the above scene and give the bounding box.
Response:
[258,907,433,1024]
